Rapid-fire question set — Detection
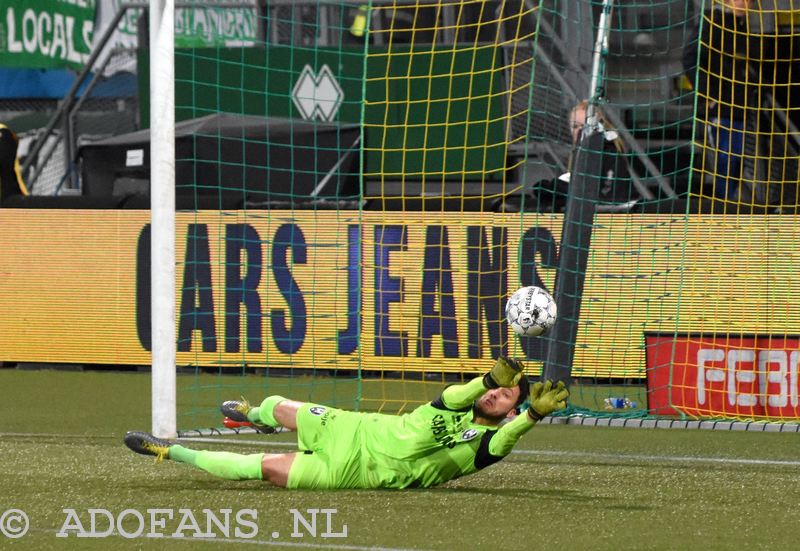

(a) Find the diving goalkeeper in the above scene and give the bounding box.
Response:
[124,357,569,489]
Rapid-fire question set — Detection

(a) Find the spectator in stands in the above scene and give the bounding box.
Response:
[0,123,28,204]
[533,100,641,212]
[683,0,755,201]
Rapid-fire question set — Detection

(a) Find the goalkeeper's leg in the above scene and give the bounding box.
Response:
[168,444,346,490]
[170,445,354,489]
[222,395,304,430]
[170,446,343,488]
[170,447,297,486]
[124,431,295,486]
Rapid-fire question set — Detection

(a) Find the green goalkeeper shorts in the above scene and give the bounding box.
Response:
[286,403,367,489]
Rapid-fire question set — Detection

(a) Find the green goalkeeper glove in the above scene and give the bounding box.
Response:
[527,380,569,420]
[483,356,524,389]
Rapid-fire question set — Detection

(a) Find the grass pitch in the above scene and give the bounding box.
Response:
[2,369,799,550]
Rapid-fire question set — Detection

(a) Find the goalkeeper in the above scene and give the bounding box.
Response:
[125,357,569,489]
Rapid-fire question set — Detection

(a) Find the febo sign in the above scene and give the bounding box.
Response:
[646,334,800,419]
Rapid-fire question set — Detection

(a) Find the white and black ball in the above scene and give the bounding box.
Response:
[505,286,557,337]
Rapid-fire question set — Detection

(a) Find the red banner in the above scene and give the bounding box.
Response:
[646,334,800,419]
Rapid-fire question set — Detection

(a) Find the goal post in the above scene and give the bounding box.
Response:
[149,0,176,439]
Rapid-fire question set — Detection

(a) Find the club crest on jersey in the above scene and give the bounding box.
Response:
[309,406,327,416]
[460,428,479,441]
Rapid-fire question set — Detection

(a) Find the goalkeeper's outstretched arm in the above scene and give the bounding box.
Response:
[437,357,525,410]
[476,380,569,467]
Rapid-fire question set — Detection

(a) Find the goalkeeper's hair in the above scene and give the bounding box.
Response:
[515,376,530,410]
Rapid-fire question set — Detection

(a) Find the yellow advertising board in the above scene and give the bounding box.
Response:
[1,210,797,377]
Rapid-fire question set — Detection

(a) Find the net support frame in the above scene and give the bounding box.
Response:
[543,0,614,384]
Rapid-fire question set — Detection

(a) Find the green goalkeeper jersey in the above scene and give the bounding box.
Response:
[356,393,534,489]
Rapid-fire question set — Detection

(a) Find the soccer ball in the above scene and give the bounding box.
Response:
[505,286,557,337]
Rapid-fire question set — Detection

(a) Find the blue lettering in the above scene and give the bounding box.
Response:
[466,226,508,359]
[417,226,458,358]
[374,225,408,356]
[178,224,217,352]
[337,224,361,355]
[135,225,151,351]
[225,224,263,353]
[271,224,307,354]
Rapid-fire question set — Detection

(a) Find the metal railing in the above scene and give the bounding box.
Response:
[21,1,258,194]
[21,3,142,192]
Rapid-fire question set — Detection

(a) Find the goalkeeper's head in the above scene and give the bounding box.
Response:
[473,376,530,425]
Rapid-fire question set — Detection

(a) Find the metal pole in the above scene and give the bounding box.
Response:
[543,0,614,384]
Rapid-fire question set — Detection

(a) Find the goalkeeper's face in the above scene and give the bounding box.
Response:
[474,386,521,423]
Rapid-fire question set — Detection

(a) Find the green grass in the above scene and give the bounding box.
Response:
[2,369,800,550]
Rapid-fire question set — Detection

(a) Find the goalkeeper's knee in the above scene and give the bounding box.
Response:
[253,395,287,427]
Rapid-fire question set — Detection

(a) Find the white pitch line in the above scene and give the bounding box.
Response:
[4,433,798,468]
[166,534,425,551]
[178,437,296,447]
[512,449,800,467]
[0,432,118,439]
[176,437,800,468]
[29,528,426,551]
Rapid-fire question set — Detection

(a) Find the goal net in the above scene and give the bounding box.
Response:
[154,0,800,431]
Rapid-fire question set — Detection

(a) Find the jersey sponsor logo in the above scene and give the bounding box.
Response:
[430,414,456,448]
[309,406,327,416]
[460,428,479,441]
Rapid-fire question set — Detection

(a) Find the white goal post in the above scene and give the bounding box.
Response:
[150,0,176,438]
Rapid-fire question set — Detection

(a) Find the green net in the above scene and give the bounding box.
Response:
[160,3,368,428]
[158,0,800,430]
[522,0,800,422]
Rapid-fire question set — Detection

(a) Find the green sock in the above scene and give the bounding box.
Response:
[168,444,198,465]
[169,445,263,481]
[248,395,286,427]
